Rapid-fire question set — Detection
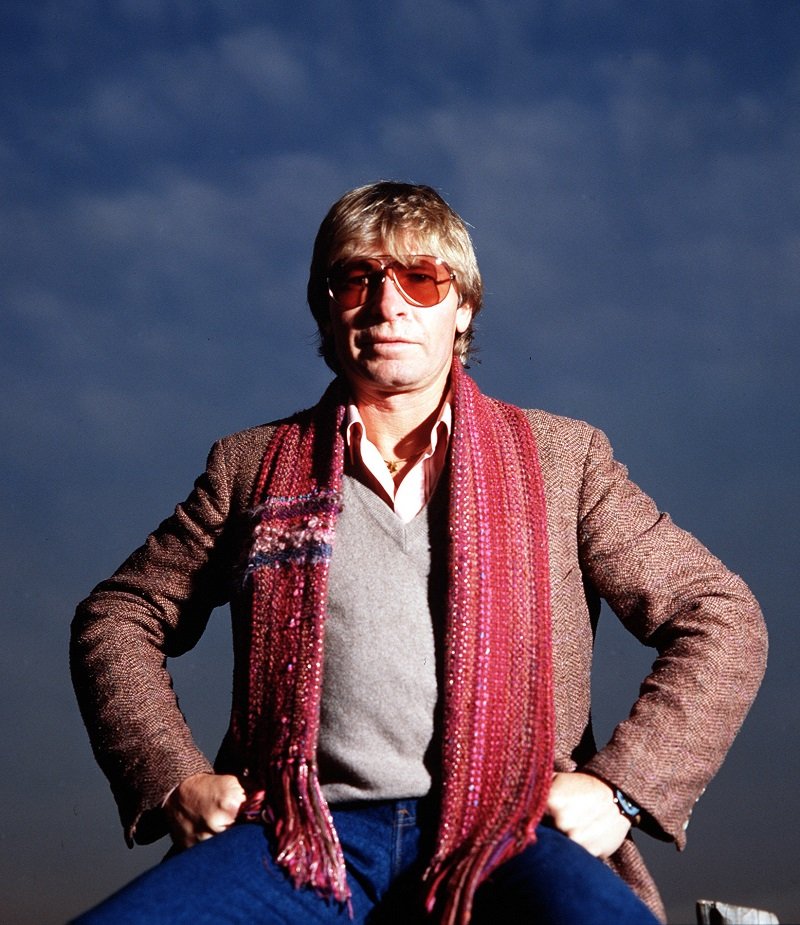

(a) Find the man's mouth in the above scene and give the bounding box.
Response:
[359,334,416,349]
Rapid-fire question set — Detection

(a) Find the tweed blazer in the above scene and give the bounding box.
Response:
[71,405,767,922]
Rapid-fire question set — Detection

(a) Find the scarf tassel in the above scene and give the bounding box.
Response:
[423,830,530,925]
[269,760,351,910]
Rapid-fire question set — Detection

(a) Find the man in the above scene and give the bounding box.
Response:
[71,181,766,924]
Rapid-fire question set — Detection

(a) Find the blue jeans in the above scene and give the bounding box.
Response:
[71,800,659,924]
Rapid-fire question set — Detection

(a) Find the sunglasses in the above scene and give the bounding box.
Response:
[327,255,457,310]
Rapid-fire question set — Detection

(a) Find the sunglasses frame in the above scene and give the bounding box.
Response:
[327,255,457,310]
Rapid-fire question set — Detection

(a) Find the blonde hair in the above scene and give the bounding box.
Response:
[307,181,483,371]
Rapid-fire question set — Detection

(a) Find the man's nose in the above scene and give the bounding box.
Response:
[370,271,408,318]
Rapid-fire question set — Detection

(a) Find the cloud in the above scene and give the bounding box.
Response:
[1,145,351,488]
[219,27,311,101]
[5,29,797,456]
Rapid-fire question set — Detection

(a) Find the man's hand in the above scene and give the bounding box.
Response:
[545,772,631,858]
[164,772,246,849]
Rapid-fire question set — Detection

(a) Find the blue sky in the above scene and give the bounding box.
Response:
[1,2,798,922]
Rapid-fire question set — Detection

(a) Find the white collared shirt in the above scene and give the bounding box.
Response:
[345,402,451,523]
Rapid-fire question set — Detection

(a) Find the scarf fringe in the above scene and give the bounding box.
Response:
[271,759,351,907]
[423,830,531,925]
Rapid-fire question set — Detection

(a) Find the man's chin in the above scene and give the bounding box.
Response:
[347,361,426,394]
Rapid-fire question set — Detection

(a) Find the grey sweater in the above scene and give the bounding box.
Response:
[319,475,441,803]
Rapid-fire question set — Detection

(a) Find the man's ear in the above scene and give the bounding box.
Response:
[456,302,473,334]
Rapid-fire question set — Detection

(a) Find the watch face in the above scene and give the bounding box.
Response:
[614,789,640,818]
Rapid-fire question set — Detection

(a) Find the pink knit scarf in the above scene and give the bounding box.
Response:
[239,361,554,925]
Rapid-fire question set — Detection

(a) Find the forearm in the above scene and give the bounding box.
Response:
[578,429,768,844]
[71,594,215,843]
[70,438,239,843]
[585,583,766,843]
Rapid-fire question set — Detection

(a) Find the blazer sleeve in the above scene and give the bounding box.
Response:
[576,427,767,848]
[70,438,242,846]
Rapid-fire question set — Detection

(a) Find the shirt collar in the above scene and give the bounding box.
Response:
[344,398,452,460]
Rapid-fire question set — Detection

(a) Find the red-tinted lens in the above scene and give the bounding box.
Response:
[392,258,453,306]
[327,258,383,309]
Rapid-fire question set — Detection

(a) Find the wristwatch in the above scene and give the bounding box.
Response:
[612,787,642,826]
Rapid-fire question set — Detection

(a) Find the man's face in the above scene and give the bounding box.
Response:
[325,244,472,402]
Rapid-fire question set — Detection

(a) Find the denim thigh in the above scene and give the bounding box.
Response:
[472,823,660,925]
[70,800,426,925]
[70,811,658,924]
